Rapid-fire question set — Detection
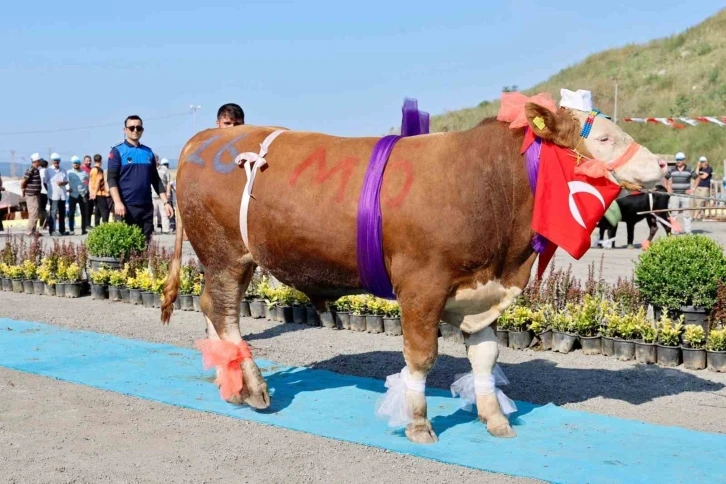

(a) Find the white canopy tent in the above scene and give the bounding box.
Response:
[0,180,26,210]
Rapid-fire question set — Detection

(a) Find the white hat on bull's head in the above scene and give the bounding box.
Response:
[559,88,594,112]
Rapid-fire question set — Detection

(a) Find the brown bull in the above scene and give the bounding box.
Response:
[161,98,663,444]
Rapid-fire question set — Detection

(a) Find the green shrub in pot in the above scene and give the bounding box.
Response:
[707,329,726,352]
[634,234,726,311]
[683,324,706,349]
[86,221,146,260]
[657,314,684,347]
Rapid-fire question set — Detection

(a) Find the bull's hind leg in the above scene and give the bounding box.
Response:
[200,263,270,409]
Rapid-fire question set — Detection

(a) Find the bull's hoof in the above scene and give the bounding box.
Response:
[244,388,271,410]
[225,388,251,406]
[487,422,516,438]
[478,409,516,438]
[405,421,438,444]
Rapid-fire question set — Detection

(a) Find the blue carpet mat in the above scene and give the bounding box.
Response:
[0,318,724,484]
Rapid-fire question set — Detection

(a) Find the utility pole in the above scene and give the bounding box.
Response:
[190,105,202,133]
[10,150,15,178]
[612,77,619,124]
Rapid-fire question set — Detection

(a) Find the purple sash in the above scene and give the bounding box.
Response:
[356,99,429,299]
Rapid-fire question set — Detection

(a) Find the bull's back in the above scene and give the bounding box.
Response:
[177,123,534,293]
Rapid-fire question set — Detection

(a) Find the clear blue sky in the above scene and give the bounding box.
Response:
[0,0,723,166]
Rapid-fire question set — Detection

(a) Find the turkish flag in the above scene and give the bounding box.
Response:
[531,140,621,276]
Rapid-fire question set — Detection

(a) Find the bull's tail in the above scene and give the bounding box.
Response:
[161,209,184,324]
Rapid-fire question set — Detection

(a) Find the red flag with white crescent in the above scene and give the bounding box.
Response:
[532,142,622,276]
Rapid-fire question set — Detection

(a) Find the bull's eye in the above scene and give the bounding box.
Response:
[597,136,609,142]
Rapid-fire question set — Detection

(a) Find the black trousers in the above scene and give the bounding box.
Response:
[68,194,89,233]
[115,203,154,243]
[49,199,66,234]
[94,196,110,225]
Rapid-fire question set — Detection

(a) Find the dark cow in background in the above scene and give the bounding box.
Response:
[597,187,671,249]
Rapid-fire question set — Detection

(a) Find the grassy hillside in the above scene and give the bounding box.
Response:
[432,8,726,175]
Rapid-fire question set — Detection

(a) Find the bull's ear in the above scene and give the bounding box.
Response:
[525,103,580,147]
[524,102,559,140]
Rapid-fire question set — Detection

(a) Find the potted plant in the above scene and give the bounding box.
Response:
[348,295,367,332]
[306,302,320,327]
[135,268,155,308]
[37,258,56,296]
[331,296,351,329]
[575,295,603,355]
[613,309,641,361]
[7,264,23,293]
[656,314,683,367]
[273,285,295,324]
[365,296,385,334]
[89,267,111,300]
[529,304,553,351]
[600,302,622,357]
[682,324,707,370]
[552,305,578,353]
[20,259,37,294]
[63,262,83,298]
[495,310,511,348]
[86,221,146,271]
[635,319,658,365]
[29,260,44,295]
[126,274,142,305]
[0,263,11,292]
[191,274,203,312]
[246,276,268,319]
[290,290,309,324]
[152,276,165,308]
[108,269,125,302]
[382,300,402,336]
[635,235,726,336]
[706,328,726,372]
[55,260,67,297]
[508,306,534,350]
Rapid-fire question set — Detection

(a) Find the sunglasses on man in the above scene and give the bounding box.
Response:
[126,126,144,132]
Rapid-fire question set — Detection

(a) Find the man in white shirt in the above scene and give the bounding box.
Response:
[153,157,171,233]
[44,153,69,236]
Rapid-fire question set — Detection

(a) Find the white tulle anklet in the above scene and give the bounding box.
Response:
[375,366,425,427]
[450,364,517,415]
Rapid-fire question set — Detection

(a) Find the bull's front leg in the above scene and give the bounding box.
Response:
[465,326,516,437]
[376,285,448,444]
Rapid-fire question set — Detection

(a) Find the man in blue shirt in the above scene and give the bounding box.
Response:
[107,115,173,242]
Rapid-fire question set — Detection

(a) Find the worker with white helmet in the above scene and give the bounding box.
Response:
[693,155,712,220]
[44,153,69,236]
[664,152,698,234]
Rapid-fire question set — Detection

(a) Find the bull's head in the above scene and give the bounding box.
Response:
[523,91,663,190]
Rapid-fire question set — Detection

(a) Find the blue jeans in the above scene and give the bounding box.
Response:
[49,199,66,234]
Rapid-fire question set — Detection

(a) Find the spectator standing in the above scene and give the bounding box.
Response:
[21,153,44,236]
[82,155,94,220]
[38,158,49,231]
[665,151,698,235]
[68,156,90,234]
[693,156,713,220]
[153,157,171,233]
[0,169,4,232]
[168,178,177,233]
[45,153,69,236]
[90,154,110,226]
[107,115,173,243]
[82,155,92,174]
[216,103,245,127]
